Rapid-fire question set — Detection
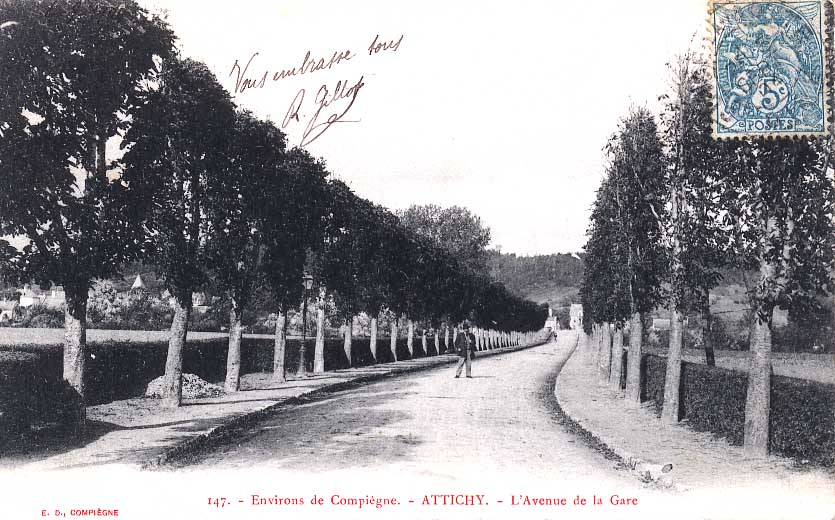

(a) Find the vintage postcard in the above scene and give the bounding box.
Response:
[0,1,834,519]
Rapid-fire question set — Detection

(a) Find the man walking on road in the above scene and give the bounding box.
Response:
[454,320,476,378]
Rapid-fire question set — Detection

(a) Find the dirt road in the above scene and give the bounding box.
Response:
[180,334,627,478]
[170,334,683,520]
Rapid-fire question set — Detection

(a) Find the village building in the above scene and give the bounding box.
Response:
[0,299,17,321]
[544,306,559,331]
[569,304,583,330]
[130,274,146,291]
[17,285,66,310]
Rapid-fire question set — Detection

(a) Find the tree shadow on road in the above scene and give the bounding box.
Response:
[168,379,425,472]
[0,419,123,469]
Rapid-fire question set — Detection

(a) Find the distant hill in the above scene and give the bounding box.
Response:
[488,251,584,311]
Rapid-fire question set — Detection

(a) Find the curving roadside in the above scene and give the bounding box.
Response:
[552,331,835,516]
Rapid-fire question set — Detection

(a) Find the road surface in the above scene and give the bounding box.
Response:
[171,333,678,520]
[181,333,627,478]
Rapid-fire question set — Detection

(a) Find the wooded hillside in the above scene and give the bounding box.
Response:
[488,251,584,308]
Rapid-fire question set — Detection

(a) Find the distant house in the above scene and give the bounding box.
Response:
[0,299,17,321]
[193,292,211,314]
[130,274,146,291]
[544,306,560,331]
[17,285,65,310]
[651,318,670,331]
[569,304,583,330]
[163,290,213,315]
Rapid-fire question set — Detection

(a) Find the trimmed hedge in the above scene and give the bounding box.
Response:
[0,351,82,446]
[0,332,453,449]
[771,375,835,465]
[0,334,445,406]
[680,362,746,446]
[640,354,666,417]
[641,353,835,465]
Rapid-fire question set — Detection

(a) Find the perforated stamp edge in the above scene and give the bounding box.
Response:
[706,0,834,140]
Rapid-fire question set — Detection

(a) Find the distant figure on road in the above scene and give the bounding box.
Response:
[454,320,476,378]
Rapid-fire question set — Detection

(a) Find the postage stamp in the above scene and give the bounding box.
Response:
[709,0,831,138]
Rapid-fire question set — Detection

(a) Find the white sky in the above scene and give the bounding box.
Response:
[139,0,708,255]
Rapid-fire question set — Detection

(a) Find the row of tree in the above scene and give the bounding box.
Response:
[580,43,835,456]
[0,1,546,423]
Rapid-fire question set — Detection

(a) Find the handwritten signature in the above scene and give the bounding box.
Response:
[282,76,366,147]
[230,34,402,146]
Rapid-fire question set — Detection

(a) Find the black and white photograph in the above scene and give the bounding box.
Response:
[0,0,834,518]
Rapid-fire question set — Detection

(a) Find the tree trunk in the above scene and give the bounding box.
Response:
[444,325,449,353]
[625,312,643,406]
[597,322,611,384]
[434,328,439,355]
[63,282,88,427]
[343,317,353,366]
[163,293,192,408]
[390,319,398,361]
[609,325,624,391]
[370,317,378,361]
[314,289,326,374]
[582,329,593,363]
[744,307,773,457]
[662,308,685,424]
[407,319,414,355]
[272,310,287,383]
[702,290,715,367]
[224,296,244,392]
[421,328,427,355]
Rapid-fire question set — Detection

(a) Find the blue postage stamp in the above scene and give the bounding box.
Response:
[710,0,829,137]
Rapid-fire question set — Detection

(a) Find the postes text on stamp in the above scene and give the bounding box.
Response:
[709,0,829,138]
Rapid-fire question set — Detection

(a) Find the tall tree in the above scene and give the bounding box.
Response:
[398,205,492,275]
[0,0,174,415]
[659,52,734,423]
[259,148,329,381]
[206,111,288,392]
[724,137,834,455]
[605,107,666,397]
[121,57,237,407]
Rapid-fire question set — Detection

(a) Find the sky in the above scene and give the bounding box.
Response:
[137,0,709,255]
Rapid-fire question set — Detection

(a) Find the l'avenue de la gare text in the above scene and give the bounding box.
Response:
[246,493,639,508]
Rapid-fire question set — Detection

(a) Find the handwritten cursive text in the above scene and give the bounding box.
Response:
[282,76,366,146]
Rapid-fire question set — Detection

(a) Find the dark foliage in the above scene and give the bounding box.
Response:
[640,354,666,417]
[0,336,431,409]
[771,375,835,465]
[0,351,82,448]
[643,353,835,465]
[680,362,746,445]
